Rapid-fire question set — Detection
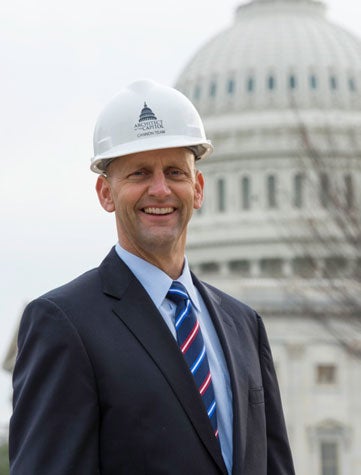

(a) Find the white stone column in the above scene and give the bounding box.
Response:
[282,258,293,277]
[250,259,261,278]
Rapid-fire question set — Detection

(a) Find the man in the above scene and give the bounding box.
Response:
[10,79,295,474]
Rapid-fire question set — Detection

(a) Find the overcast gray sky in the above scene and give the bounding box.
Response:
[1,0,361,430]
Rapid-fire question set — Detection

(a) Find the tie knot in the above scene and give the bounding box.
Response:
[167,281,189,304]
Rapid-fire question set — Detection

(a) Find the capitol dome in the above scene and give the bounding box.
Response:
[176,0,361,113]
[174,0,361,282]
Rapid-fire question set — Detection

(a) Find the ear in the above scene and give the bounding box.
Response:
[96,176,115,213]
[193,170,204,210]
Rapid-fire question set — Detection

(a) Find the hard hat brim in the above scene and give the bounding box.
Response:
[91,135,213,174]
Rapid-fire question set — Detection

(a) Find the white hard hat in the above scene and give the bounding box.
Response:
[91,79,213,174]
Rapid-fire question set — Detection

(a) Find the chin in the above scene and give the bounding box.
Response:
[142,232,182,250]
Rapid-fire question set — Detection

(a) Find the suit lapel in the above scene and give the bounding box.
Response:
[193,275,249,474]
[98,249,227,475]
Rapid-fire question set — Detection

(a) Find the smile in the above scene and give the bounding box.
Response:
[143,207,175,215]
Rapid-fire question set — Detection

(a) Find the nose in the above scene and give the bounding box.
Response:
[148,171,171,197]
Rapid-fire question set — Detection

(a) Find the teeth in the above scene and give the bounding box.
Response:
[144,207,174,215]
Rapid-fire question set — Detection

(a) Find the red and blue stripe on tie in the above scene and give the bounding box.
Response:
[167,281,218,438]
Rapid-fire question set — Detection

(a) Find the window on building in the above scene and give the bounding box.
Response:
[320,173,330,208]
[330,76,338,91]
[289,74,297,90]
[241,176,251,210]
[209,81,217,97]
[324,256,347,277]
[293,257,315,278]
[229,259,250,276]
[260,258,283,277]
[247,76,255,93]
[316,364,337,384]
[227,78,235,95]
[293,173,304,208]
[321,441,339,475]
[267,174,277,208]
[267,75,276,90]
[199,262,219,274]
[217,178,226,212]
[344,174,354,209]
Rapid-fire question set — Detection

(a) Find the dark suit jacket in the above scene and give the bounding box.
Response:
[10,248,295,475]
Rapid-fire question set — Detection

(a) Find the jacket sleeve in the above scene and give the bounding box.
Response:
[257,314,296,475]
[9,298,100,475]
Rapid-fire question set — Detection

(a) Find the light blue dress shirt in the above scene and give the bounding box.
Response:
[115,244,233,474]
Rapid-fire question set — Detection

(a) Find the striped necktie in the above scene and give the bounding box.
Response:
[167,281,218,438]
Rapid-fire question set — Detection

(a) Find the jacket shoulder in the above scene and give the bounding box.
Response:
[41,267,100,302]
[36,247,124,307]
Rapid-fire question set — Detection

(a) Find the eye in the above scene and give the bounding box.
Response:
[127,169,148,179]
[166,168,186,178]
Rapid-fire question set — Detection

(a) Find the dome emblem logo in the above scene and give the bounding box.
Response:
[134,102,165,138]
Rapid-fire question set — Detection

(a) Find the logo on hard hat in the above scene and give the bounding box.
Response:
[134,102,165,138]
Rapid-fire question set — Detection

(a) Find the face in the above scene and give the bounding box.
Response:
[96,147,204,263]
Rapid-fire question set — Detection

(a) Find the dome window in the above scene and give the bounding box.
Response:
[247,76,255,93]
[344,174,354,209]
[293,173,304,208]
[319,173,330,208]
[267,75,276,91]
[267,174,277,208]
[227,79,235,95]
[330,75,338,91]
[289,75,297,90]
[241,176,251,210]
[310,75,318,90]
[348,78,356,92]
[193,84,201,101]
[209,81,217,97]
[217,178,226,212]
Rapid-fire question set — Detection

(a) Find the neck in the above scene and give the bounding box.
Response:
[119,242,185,280]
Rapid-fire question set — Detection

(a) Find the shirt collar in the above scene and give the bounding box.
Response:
[115,243,200,312]
[176,261,200,312]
